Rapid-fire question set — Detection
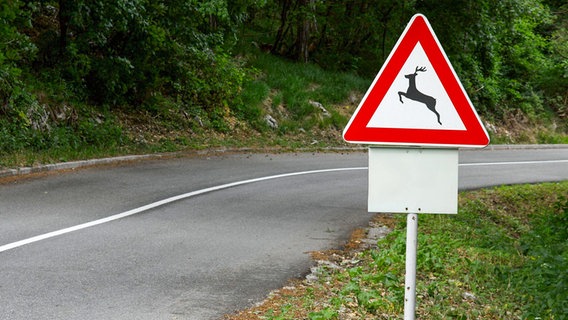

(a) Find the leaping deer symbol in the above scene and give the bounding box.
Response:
[398,66,442,125]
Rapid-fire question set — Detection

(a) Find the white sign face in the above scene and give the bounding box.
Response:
[367,43,466,131]
[368,147,458,214]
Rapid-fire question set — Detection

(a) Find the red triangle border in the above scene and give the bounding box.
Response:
[343,14,489,148]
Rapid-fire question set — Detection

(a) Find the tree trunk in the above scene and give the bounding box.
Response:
[380,5,395,61]
[272,0,292,55]
[58,0,70,55]
[295,0,313,63]
[297,0,309,63]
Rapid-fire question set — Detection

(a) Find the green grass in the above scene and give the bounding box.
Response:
[240,50,370,130]
[233,182,568,319]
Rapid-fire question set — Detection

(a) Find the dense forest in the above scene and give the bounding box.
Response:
[0,0,567,155]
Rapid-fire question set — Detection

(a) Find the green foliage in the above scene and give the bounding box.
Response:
[0,0,267,161]
[515,195,568,318]
[0,0,566,163]
[243,0,567,122]
[0,1,36,66]
[413,0,554,119]
[0,102,123,155]
[18,0,261,119]
[418,183,568,319]
[244,0,413,74]
[336,234,405,316]
[307,309,337,320]
[0,0,37,133]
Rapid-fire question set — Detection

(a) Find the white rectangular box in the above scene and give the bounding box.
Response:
[368,147,458,214]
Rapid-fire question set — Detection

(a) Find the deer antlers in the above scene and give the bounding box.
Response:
[415,66,427,73]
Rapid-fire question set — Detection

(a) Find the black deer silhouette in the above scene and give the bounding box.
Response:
[398,66,441,125]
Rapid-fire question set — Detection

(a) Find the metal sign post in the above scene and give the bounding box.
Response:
[404,213,418,320]
[368,147,458,318]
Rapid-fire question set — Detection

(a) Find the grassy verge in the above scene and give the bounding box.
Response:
[1,49,566,170]
[227,182,568,319]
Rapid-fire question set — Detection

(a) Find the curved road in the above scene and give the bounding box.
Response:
[0,147,566,319]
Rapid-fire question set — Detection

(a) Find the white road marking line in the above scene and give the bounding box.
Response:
[2,158,565,253]
[0,167,367,253]
[459,159,568,166]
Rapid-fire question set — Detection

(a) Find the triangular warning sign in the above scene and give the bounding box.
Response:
[343,14,489,148]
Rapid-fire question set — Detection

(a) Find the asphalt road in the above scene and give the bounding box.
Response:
[0,147,567,319]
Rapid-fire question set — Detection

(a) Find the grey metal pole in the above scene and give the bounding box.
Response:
[404,213,418,320]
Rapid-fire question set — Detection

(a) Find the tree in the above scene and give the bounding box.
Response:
[271,0,316,62]
[20,0,262,111]
[0,0,36,117]
[259,0,413,72]
[415,0,555,118]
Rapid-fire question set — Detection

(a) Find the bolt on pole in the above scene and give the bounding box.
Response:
[404,213,418,320]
